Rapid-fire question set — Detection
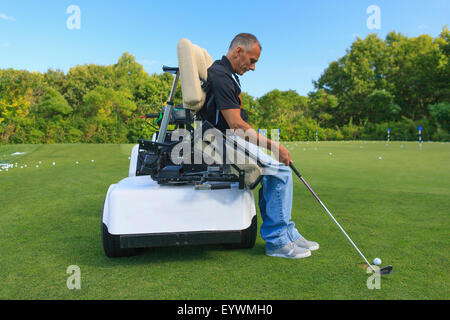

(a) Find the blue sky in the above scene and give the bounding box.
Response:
[0,0,448,98]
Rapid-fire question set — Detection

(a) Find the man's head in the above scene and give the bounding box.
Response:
[226,33,261,76]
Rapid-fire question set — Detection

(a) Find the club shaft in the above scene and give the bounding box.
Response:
[291,164,376,273]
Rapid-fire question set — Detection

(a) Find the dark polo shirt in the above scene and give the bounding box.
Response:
[200,56,249,132]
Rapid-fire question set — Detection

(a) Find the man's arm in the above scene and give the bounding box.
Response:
[220,108,292,166]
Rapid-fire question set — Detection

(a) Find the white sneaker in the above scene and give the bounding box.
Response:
[295,237,319,251]
[266,242,311,259]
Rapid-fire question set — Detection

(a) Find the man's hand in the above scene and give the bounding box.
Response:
[272,143,292,166]
[221,108,293,166]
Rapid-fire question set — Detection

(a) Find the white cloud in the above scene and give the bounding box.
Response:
[0,13,16,21]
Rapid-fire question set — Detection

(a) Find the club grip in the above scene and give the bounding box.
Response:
[289,163,302,178]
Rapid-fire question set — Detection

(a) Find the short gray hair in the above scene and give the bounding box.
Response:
[229,33,262,52]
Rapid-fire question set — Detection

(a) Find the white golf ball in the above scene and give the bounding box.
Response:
[378,156,382,160]
[373,258,382,266]
[91,160,95,163]
[52,162,55,166]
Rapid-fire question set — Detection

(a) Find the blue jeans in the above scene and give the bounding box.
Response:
[230,136,302,250]
[258,163,302,250]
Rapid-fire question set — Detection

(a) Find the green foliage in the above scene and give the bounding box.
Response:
[315,27,449,127]
[38,87,72,119]
[341,118,362,140]
[365,89,401,123]
[0,27,449,144]
[63,64,115,109]
[0,69,40,123]
[429,102,450,131]
[67,127,84,143]
[253,89,308,140]
[0,51,180,144]
[306,89,338,127]
[83,87,136,120]
[28,128,45,144]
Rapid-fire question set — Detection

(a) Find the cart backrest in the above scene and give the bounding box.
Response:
[177,38,213,111]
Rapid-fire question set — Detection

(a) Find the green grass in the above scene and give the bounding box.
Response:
[0,141,449,299]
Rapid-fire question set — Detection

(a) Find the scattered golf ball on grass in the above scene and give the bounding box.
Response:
[373,258,382,266]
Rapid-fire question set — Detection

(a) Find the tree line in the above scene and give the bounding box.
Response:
[1,27,449,144]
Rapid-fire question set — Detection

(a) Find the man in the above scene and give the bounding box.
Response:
[201,33,319,259]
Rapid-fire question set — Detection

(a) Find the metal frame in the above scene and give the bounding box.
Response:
[157,69,180,144]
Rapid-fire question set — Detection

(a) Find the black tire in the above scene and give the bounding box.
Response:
[226,214,257,249]
[101,223,139,258]
[240,214,257,248]
[101,200,139,258]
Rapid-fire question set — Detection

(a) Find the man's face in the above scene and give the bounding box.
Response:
[235,43,261,75]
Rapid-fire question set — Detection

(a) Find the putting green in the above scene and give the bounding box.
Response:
[0,141,448,299]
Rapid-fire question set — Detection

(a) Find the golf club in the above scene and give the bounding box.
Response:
[289,163,393,276]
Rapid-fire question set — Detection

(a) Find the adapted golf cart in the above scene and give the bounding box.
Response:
[102,39,267,257]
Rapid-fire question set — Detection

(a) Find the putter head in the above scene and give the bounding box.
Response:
[379,265,393,276]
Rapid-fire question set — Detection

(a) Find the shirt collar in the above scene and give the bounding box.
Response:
[221,56,235,74]
[221,56,241,87]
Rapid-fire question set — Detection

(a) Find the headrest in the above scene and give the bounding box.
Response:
[177,38,213,111]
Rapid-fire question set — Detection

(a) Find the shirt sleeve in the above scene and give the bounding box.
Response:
[211,74,241,110]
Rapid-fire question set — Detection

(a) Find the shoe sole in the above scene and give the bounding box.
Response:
[266,250,311,259]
